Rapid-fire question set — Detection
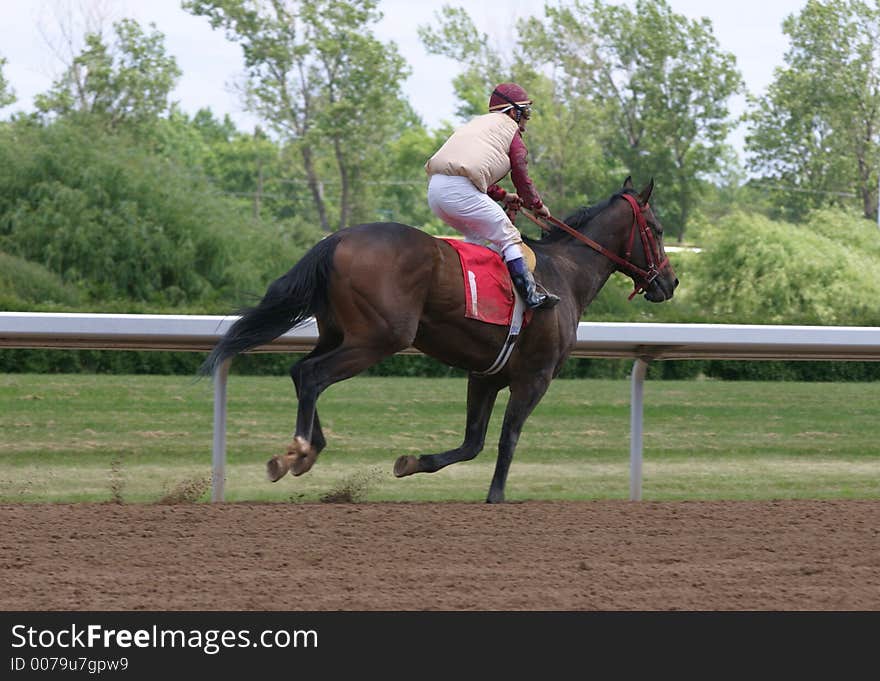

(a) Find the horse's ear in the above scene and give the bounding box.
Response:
[638,178,654,205]
[623,176,634,190]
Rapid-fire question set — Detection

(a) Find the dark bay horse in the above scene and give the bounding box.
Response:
[200,177,678,502]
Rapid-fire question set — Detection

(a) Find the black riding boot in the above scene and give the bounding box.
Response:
[506,257,560,310]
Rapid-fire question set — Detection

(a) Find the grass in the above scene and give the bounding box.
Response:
[0,373,878,503]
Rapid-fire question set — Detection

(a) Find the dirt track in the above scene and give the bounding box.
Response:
[2,500,878,611]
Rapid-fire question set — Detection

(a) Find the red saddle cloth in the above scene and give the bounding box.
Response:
[441,238,530,327]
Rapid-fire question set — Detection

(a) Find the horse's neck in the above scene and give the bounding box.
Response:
[570,247,618,311]
[542,218,626,313]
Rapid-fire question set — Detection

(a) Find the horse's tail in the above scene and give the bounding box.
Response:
[199,233,341,377]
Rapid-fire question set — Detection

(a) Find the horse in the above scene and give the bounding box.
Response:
[200,176,678,503]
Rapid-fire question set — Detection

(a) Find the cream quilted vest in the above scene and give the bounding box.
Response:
[425,113,518,192]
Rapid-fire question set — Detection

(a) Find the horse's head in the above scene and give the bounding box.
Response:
[615,177,678,302]
[533,177,679,303]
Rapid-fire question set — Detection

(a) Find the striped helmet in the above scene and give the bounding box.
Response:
[488,83,532,121]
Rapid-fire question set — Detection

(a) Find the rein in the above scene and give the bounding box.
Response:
[517,194,669,300]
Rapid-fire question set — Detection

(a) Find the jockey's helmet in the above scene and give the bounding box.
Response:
[489,83,532,122]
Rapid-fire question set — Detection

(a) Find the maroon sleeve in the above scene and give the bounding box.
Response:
[509,133,543,209]
[487,184,507,201]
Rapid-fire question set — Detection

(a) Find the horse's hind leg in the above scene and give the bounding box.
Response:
[267,337,403,480]
[394,374,503,477]
[266,330,341,482]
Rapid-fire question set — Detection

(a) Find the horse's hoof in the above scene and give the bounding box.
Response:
[266,454,291,482]
[290,452,317,476]
[393,455,420,478]
[289,436,317,476]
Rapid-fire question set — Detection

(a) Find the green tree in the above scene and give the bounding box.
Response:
[0,56,15,109]
[745,0,880,221]
[149,108,278,220]
[514,16,628,211]
[184,0,411,232]
[417,6,505,118]
[692,210,880,325]
[0,116,310,305]
[34,19,181,131]
[373,121,450,228]
[191,115,305,224]
[534,0,742,241]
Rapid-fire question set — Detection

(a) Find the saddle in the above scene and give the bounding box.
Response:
[439,237,534,375]
[439,237,535,323]
[437,236,535,270]
[521,243,537,272]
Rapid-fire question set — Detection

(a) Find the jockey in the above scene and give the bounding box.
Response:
[425,82,560,310]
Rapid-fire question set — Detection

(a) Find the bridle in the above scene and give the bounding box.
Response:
[517,193,669,300]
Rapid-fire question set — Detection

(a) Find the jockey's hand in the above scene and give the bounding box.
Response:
[534,204,551,219]
[502,193,522,210]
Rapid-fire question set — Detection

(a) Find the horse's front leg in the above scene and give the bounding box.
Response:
[394,374,503,477]
[486,372,552,503]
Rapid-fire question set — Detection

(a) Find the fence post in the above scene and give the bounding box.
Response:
[211,358,231,502]
[630,358,649,501]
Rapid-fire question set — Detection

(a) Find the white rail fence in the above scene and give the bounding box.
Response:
[2,312,879,501]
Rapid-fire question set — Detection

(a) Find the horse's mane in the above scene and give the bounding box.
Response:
[529,188,638,244]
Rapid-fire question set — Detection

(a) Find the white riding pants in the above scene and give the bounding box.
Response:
[427,174,524,262]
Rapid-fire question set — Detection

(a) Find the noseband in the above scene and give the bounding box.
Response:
[520,194,669,300]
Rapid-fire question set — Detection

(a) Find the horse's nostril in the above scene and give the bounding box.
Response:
[674,278,680,288]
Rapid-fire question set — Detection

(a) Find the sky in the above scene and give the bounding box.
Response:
[1,0,809,156]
